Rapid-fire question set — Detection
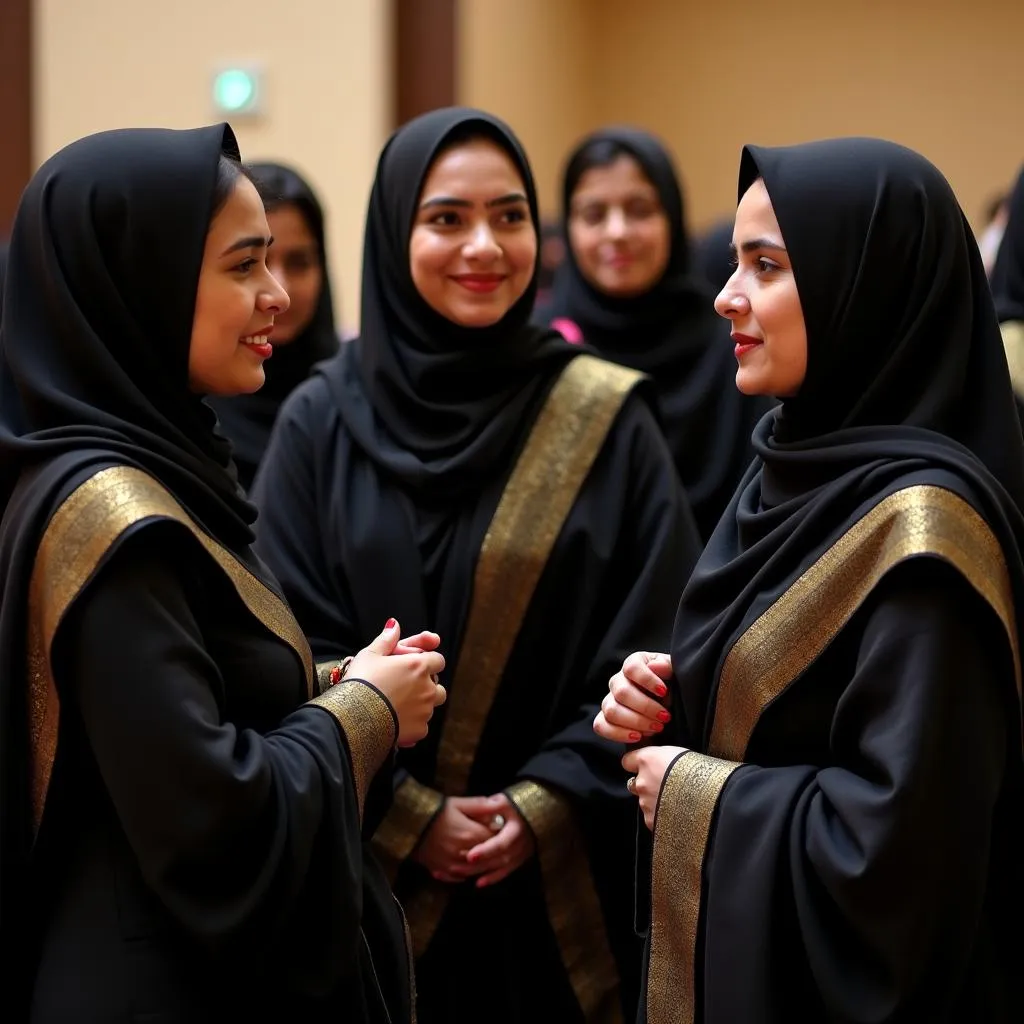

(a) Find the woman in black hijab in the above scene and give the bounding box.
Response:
[0,123,446,1022]
[251,107,701,1023]
[598,138,1024,1022]
[207,161,339,490]
[540,128,773,541]
[992,166,1024,415]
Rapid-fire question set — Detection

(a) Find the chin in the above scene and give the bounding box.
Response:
[446,303,511,329]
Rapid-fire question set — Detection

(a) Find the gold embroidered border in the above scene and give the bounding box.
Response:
[710,484,1021,761]
[27,465,315,835]
[507,780,622,1024]
[648,753,740,1024]
[1001,320,1024,400]
[400,355,643,970]
[372,776,445,882]
[310,681,396,818]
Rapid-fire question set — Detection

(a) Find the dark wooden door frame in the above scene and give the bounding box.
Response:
[0,0,32,237]
[393,0,457,128]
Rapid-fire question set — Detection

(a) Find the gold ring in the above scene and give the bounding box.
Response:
[626,776,637,795]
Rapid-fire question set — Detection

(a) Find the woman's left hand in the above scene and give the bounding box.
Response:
[622,745,688,831]
[463,794,536,888]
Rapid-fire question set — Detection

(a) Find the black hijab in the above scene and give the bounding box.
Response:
[671,138,1024,737]
[319,106,576,495]
[543,127,769,539]
[0,124,256,985]
[992,166,1024,324]
[208,162,339,490]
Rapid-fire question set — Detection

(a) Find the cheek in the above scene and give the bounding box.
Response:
[409,235,450,294]
[509,235,537,276]
[569,225,602,270]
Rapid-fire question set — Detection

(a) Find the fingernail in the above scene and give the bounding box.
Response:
[657,710,671,722]
[628,731,642,741]
[385,617,397,629]
[651,722,664,732]
[656,684,668,697]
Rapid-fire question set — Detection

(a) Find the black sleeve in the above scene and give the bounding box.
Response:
[52,525,393,982]
[251,382,361,661]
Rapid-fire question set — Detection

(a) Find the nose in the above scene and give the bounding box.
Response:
[605,207,628,240]
[464,221,501,262]
[714,274,749,320]
[260,271,291,315]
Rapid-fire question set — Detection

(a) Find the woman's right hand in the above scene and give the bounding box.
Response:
[346,620,447,748]
[593,651,673,743]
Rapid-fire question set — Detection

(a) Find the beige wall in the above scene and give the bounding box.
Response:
[460,0,1024,234]
[34,0,391,330]
[458,0,597,217]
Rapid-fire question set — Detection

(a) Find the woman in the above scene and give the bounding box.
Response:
[0,123,446,1022]
[207,161,339,491]
[541,128,772,541]
[992,168,1024,417]
[597,138,1024,1022]
[251,108,701,1023]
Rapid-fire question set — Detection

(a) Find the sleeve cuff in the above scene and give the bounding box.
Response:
[309,679,397,818]
[504,778,570,843]
[372,776,445,881]
[648,751,742,1024]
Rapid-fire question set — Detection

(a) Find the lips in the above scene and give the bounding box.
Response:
[732,332,763,357]
[451,274,506,294]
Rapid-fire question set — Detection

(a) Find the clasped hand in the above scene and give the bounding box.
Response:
[413,794,536,888]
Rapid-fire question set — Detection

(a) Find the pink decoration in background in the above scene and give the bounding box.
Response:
[551,317,584,345]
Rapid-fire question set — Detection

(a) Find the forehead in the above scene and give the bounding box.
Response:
[267,203,316,243]
[574,154,655,197]
[733,179,782,239]
[419,137,526,198]
[207,176,269,240]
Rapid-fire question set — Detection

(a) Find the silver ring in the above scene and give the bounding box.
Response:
[626,776,637,795]
[489,814,506,831]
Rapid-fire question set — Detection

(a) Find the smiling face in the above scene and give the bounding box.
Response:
[408,137,537,328]
[188,175,290,395]
[714,178,807,398]
[567,154,671,298]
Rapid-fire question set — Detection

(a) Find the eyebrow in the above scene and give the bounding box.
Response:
[418,192,529,210]
[728,238,788,256]
[220,235,273,256]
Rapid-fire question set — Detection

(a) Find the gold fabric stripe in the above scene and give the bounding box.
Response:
[27,465,315,835]
[433,354,642,796]
[710,484,1021,762]
[1001,320,1024,400]
[372,777,445,883]
[397,355,642,980]
[507,781,622,1024]
[310,681,396,819]
[648,753,740,1024]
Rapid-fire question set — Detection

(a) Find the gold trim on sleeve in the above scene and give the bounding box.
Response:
[26,465,315,836]
[647,753,740,1024]
[1000,320,1024,400]
[310,680,397,818]
[372,776,445,882]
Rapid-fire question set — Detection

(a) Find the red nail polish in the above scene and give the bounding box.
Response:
[656,684,668,697]
[651,722,664,732]
[628,731,642,741]
[657,710,671,722]
[385,617,397,629]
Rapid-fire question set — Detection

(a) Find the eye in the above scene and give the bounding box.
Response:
[429,210,462,227]
[499,207,528,225]
[234,257,259,274]
[756,257,780,274]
